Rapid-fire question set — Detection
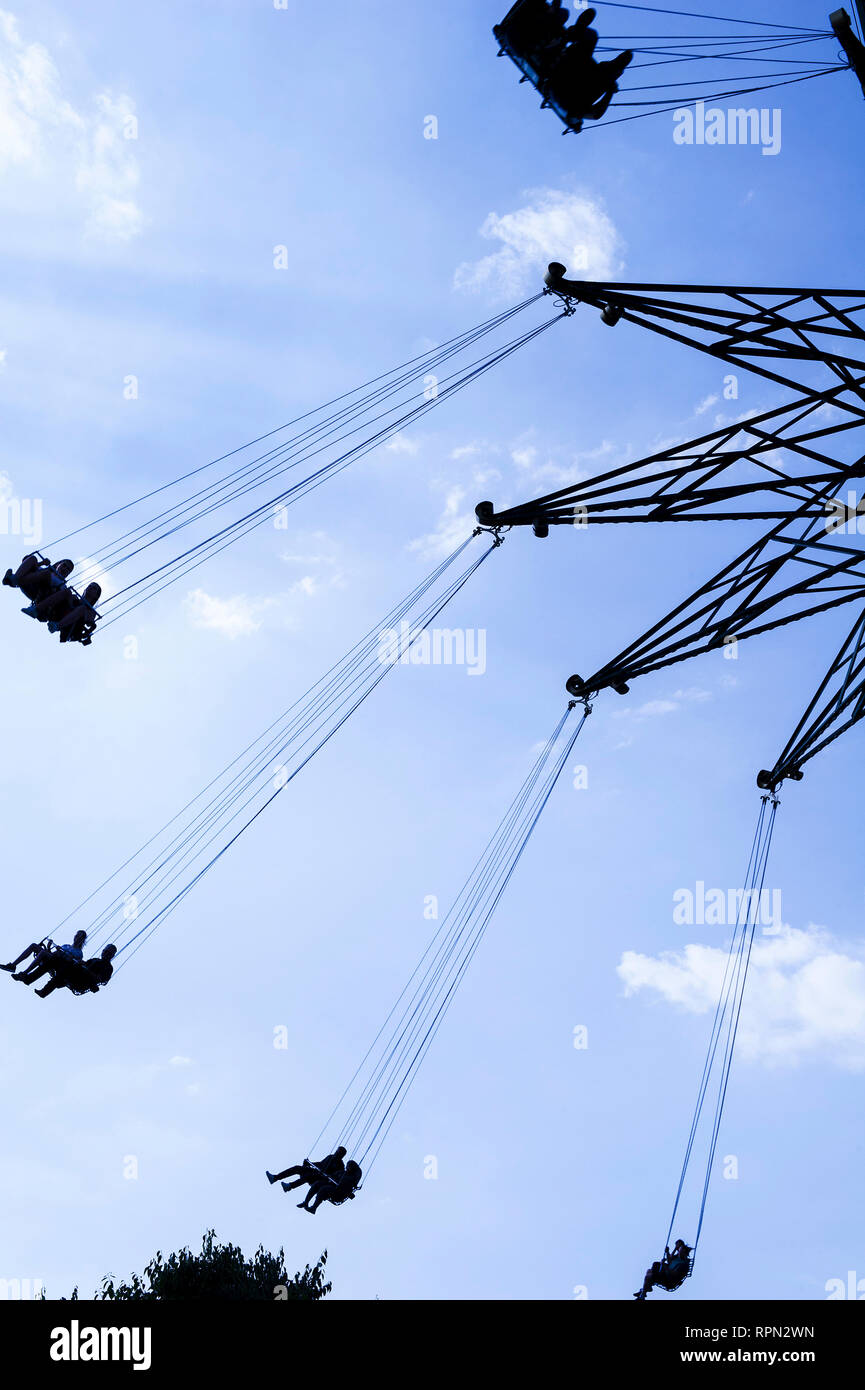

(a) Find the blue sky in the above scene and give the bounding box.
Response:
[1,0,864,1302]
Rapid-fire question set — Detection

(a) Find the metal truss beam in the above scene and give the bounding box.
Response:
[477,384,865,534]
[757,603,865,789]
[543,265,865,402]
[565,498,865,699]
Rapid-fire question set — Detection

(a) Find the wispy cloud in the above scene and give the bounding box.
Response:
[509,435,616,489]
[185,589,275,639]
[0,10,142,242]
[619,925,865,1069]
[408,485,475,560]
[451,443,483,460]
[612,687,712,720]
[450,443,504,488]
[672,686,712,703]
[454,188,624,300]
[73,555,115,602]
[184,570,339,637]
[278,531,346,589]
[385,432,421,456]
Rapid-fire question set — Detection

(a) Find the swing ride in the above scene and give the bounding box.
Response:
[2,298,560,644]
[8,251,864,1287]
[493,0,863,136]
[4,0,862,1300]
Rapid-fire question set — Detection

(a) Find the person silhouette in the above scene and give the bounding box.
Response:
[266,1147,347,1192]
[546,17,633,128]
[3,931,87,979]
[33,944,118,998]
[3,555,74,606]
[298,1159,362,1214]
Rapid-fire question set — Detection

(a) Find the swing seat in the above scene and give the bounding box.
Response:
[306,1162,362,1207]
[656,1259,692,1293]
[17,579,100,642]
[47,957,99,997]
[493,4,585,135]
[327,1191,357,1208]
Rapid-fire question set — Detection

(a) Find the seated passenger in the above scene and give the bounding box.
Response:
[497,0,542,50]
[634,1239,692,1299]
[539,0,570,42]
[548,37,633,126]
[84,944,117,988]
[266,1146,346,1192]
[2,931,87,978]
[563,6,598,55]
[34,944,117,999]
[663,1239,693,1285]
[52,582,101,645]
[299,1159,362,1214]
[499,0,568,63]
[635,1253,666,1301]
[28,583,77,625]
[1,940,51,975]
[538,2,596,59]
[3,555,74,606]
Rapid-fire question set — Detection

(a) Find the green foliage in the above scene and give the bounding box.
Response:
[91,1230,330,1301]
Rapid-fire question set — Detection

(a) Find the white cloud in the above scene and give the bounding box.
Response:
[612,687,712,720]
[184,576,327,638]
[454,189,624,300]
[279,534,347,594]
[184,589,274,639]
[634,699,678,717]
[408,485,474,560]
[472,466,502,488]
[0,348,6,371]
[70,554,115,602]
[619,925,865,1069]
[450,444,504,490]
[672,686,712,703]
[512,446,537,471]
[695,393,719,416]
[0,10,142,241]
[385,432,421,456]
[507,434,617,491]
[0,11,82,171]
[75,92,142,241]
[279,530,341,570]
